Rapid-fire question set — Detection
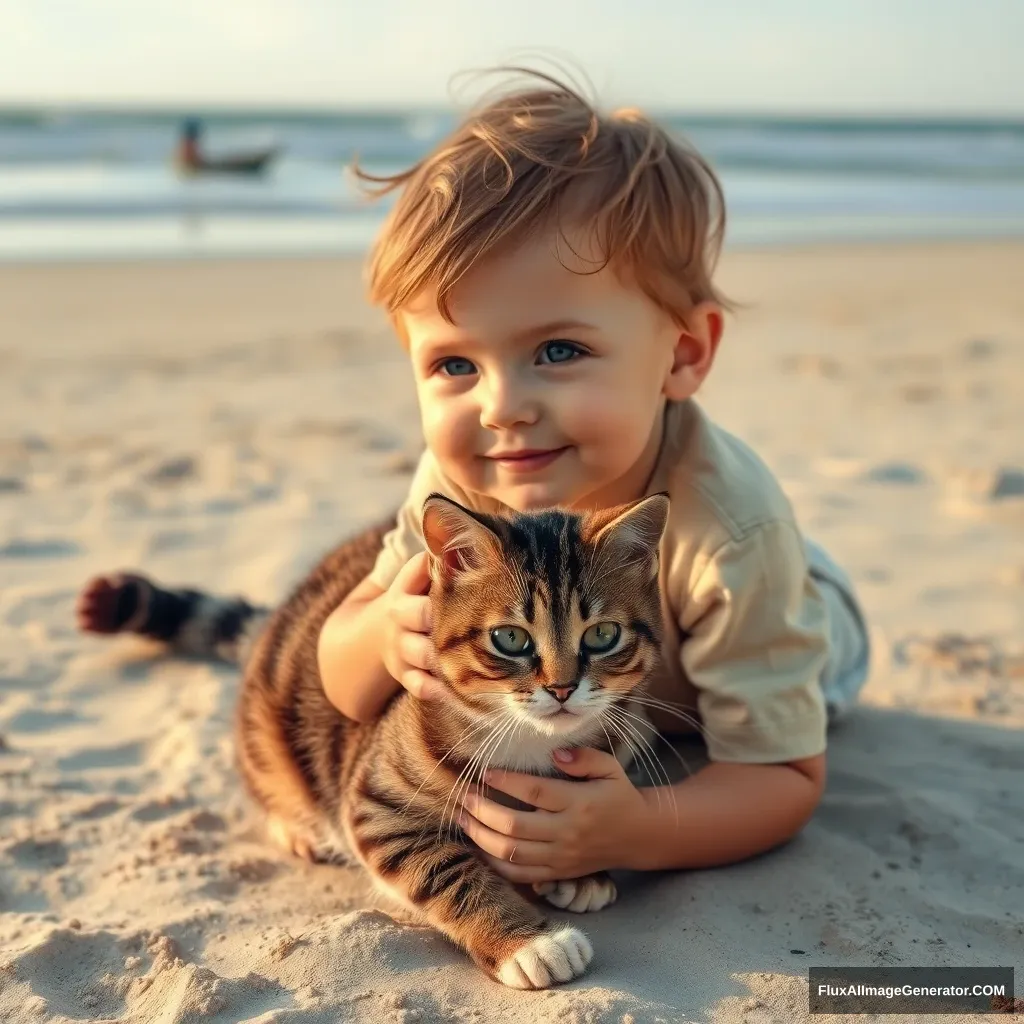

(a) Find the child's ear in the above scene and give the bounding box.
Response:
[588,493,670,579]
[664,302,723,401]
[421,494,502,577]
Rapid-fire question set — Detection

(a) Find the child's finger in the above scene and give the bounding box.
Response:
[399,630,435,673]
[391,593,431,634]
[393,551,431,596]
[402,668,443,701]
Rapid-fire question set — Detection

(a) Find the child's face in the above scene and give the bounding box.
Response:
[401,226,711,512]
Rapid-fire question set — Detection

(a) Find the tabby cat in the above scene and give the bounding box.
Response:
[79,492,669,988]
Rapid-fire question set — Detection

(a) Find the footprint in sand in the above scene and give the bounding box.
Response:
[57,741,145,773]
[0,538,81,559]
[963,337,998,361]
[1,587,76,627]
[862,462,929,485]
[814,457,929,487]
[13,926,291,1020]
[73,797,123,821]
[0,668,59,698]
[860,567,892,583]
[145,529,198,555]
[7,837,69,870]
[130,794,195,822]
[900,382,943,403]
[6,707,85,732]
[13,929,136,1019]
[141,455,198,486]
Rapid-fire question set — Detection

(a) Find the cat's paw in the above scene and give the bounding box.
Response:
[533,874,617,913]
[266,814,318,861]
[495,926,593,989]
[264,814,350,864]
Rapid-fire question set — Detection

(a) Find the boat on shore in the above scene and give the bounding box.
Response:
[176,118,280,176]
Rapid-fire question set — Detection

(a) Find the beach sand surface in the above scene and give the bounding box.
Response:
[0,244,1022,1023]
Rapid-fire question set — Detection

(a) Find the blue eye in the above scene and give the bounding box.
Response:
[538,341,582,364]
[439,357,476,377]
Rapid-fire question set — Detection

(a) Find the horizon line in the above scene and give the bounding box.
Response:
[1,99,1022,126]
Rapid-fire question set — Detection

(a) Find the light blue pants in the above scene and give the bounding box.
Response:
[805,539,871,724]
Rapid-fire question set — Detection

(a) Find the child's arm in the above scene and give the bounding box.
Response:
[318,553,441,722]
[318,448,469,721]
[318,577,399,722]
[627,752,826,870]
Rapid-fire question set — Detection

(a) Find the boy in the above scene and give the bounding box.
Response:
[79,70,870,883]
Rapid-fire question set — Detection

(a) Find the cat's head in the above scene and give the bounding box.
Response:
[421,492,668,738]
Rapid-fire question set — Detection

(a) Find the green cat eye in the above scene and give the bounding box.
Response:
[490,625,533,657]
[581,621,621,653]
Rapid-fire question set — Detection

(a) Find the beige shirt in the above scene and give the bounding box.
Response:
[367,399,829,764]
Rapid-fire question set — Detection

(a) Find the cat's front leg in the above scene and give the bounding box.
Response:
[533,873,618,913]
[348,811,593,988]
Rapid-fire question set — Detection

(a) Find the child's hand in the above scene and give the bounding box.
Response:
[382,552,444,701]
[457,747,654,882]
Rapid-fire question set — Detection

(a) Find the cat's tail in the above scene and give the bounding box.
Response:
[76,572,270,667]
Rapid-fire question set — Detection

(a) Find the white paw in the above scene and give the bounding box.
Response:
[495,926,593,989]
[533,875,617,913]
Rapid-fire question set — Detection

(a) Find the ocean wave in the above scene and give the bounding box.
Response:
[2,109,1024,258]
[2,109,1022,177]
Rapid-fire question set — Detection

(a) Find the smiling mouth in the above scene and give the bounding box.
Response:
[487,447,569,472]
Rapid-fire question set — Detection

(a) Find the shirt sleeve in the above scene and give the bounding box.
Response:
[679,519,830,763]
[365,449,458,592]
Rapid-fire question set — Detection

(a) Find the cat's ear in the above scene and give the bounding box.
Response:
[588,492,670,577]
[421,494,502,577]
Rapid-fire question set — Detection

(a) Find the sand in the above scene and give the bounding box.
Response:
[0,243,1022,1023]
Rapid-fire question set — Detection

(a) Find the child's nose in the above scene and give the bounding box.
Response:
[479,376,540,428]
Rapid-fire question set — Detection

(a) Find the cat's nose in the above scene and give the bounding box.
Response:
[544,682,578,703]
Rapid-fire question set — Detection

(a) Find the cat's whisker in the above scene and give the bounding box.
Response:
[608,703,692,781]
[438,716,510,842]
[596,716,656,795]
[598,720,617,761]
[602,717,663,816]
[606,717,677,819]
[603,707,674,792]
[603,713,679,826]
[602,710,672,808]
[442,717,516,842]
[598,712,671,815]
[598,717,667,817]
[441,713,520,843]
[453,716,516,824]
[470,713,530,813]
[455,712,530,837]
[626,694,731,754]
[614,698,705,778]
[499,714,531,777]
[401,714,495,815]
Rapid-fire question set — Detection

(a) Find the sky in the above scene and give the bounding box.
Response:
[1,0,1021,116]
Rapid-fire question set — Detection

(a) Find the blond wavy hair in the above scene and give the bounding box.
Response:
[356,67,728,326]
